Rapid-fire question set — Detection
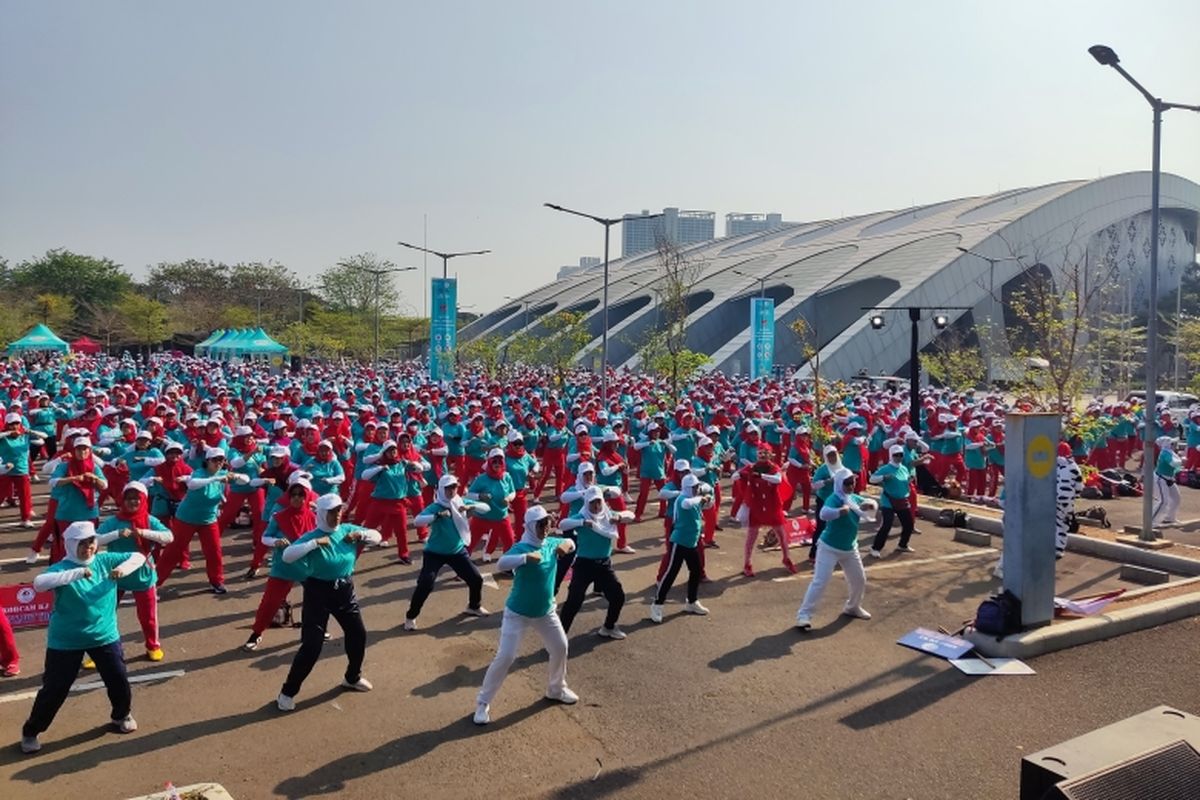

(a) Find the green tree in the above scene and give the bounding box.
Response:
[30,293,75,332]
[218,305,257,329]
[321,254,401,316]
[507,311,592,383]
[117,293,170,355]
[458,335,503,378]
[11,249,131,312]
[925,329,985,391]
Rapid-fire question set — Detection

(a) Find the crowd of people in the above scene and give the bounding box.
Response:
[0,352,1194,752]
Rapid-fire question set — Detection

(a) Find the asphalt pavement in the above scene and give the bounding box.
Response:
[1,482,1198,800]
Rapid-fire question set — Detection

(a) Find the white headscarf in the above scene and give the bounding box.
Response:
[572,461,596,493]
[522,504,549,544]
[63,521,98,566]
[435,474,471,545]
[582,485,617,538]
[314,493,343,533]
[832,467,875,522]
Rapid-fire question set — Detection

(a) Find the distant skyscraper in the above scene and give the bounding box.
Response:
[556,256,603,280]
[726,212,785,237]
[621,207,716,258]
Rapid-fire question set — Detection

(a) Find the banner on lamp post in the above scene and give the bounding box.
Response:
[750,297,775,381]
[429,278,457,382]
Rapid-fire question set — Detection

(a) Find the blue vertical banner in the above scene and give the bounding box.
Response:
[750,297,775,381]
[429,278,458,382]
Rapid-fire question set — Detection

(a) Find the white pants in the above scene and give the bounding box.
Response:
[1152,475,1181,524]
[477,607,568,705]
[797,540,867,619]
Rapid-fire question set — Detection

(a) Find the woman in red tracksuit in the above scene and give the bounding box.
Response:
[785,426,813,513]
[243,476,317,651]
[740,447,795,577]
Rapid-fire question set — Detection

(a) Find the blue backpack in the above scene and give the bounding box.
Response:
[974,590,1022,638]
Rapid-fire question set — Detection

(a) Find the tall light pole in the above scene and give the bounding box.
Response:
[296,281,322,362]
[955,247,1027,385]
[396,241,491,280]
[731,268,798,298]
[1089,44,1200,542]
[345,262,416,370]
[504,295,532,330]
[544,203,662,404]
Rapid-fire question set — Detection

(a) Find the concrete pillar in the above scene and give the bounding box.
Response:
[1003,413,1060,628]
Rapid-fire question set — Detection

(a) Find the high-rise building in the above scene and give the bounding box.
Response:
[726,212,785,237]
[621,207,716,258]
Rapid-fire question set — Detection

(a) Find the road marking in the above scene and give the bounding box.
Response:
[864,548,997,573]
[0,556,36,565]
[0,669,185,704]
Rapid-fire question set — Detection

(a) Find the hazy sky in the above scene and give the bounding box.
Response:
[2,1,1198,316]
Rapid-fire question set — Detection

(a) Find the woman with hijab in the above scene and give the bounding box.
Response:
[303,439,345,498]
[20,521,145,754]
[0,411,37,528]
[558,485,633,638]
[49,437,108,554]
[867,444,917,558]
[156,447,246,594]
[147,441,190,524]
[594,432,635,554]
[503,430,539,533]
[649,474,712,624]
[243,475,317,652]
[360,441,418,565]
[276,494,380,711]
[404,475,492,630]
[474,505,577,726]
[467,448,516,562]
[794,468,876,630]
[96,482,174,661]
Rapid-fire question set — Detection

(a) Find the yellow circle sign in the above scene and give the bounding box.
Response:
[1026,434,1055,480]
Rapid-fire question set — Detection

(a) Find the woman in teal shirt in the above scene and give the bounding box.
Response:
[649,474,713,623]
[276,493,380,711]
[474,505,577,726]
[96,482,174,661]
[795,468,877,630]
[20,521,145,754]
[867,445,916,558]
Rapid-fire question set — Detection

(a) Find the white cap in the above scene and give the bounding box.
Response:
[124,481,149,496]
[269,445,289,458]
[578,461,595,474]
[602,431,618,442]
[315,493,343,515]
[524,505,549,525]
[4,412,20,424]
[287,474,312,491]
[234,425,253,436]
[74,438,92,448]
[889,444,905,457]
[204,447,226,461]
[487,447,505,460]
[164,441,184,453]
[674,458,691,472]
[136,430,152,440]
[507,430,523,443]
[823,444,838,456]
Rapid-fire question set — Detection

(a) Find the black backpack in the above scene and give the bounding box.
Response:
[974,589,1022,639]
[936,508,968,528]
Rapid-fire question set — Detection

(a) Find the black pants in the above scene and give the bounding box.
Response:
[559,557,625,631]
[655,542,701,605]
[872,506,915,551]
[282,577,366,699]
[406,549,483,620]
[809,515,827,560]
[23,641,130,738]
[554,531,577,594]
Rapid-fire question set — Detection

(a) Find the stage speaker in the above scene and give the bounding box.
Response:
[1021,706,1200,800]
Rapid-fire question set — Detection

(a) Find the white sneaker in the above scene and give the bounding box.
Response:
[547,686,578,705]
[473,702,491,725]
[868,548,883,559]
[843,606,872,620]
[795,614,812,630]
[24,550,39,565]
[616,545,636,554]
[683,601,709,616]
[463,606,490,617]
[649,603,664,624]
[20,735,40,754]
[113,715,138,733]
[20,519,35,529]
[482,552,493,563]
[597,625,627,640]
[897,545,916,553]
[276,693,295,712]
[403,618,418,631]
[340,677,373,692]
[993,565,1004,580]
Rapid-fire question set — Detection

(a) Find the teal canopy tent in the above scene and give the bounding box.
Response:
[7,323,70,356]
[202,327,288,360]
[194,328,226,356]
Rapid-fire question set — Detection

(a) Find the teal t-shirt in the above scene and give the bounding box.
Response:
[871,463,911,509]
[175,471,227,526]
[52,462,106,522]
[263,516,312,583]
[504,536,565,617]
[0,434,31,476]
[820,493,867,551]
[45,552,128,650]
[418,503,468,556]
[505,453,537,492]
[670,496,704,547]
[469,473,514,521]
[97,515,169,592]
[638,440,669,479]
[292,522,364,581]
[1156,447,1182,481]
[571,514,615,560]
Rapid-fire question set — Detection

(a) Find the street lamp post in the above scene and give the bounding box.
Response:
[1088,43,1200,542]
[731,269,798,299]
[544,203,662,404]
[863,306,969,434]
[396,241,491,280]
[955,247,1027,385]
[504,296,532,330]
[345,263,416,371]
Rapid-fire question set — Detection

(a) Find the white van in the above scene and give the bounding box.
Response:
[1125,391,1199,425]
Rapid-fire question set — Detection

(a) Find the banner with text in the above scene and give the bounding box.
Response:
[749,297,775,381]
[430,278,458,382]
[1,584,53,629]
